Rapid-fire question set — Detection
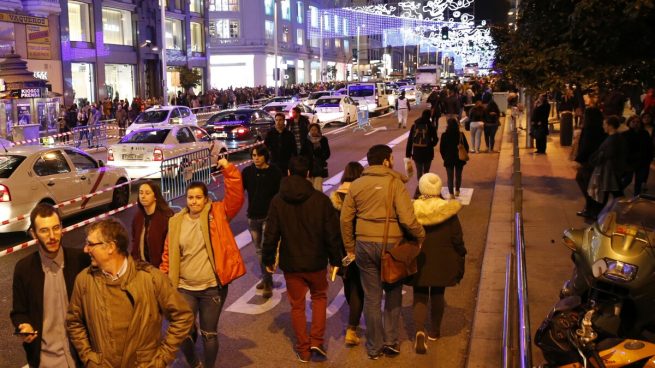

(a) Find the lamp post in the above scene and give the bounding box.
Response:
[160,0,167,105]
[403,29,407,79]
[274,0,279,96]
[356,25,360,80]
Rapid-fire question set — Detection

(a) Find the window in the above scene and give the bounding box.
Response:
[165,19,184,50]
[296,29,303,45]
[344,39,349,51]
[310,6,318,28]
[66,150,98,171]
[190,0,203,13]
[0,155,26,178]
[324,39,330,48]
[68,1,92,42]
[297,2,304,23]
[102,8,133,46]
[281,0,290,20]
[176,128,195,143]
[264,0,273,15]
[190,127,211,142]
[282,25,289,43]
[323,14,329,31]
[209,0,238,11]
[343,18,348,35]
[265,20,274,39]
[310,37,318,48]
[33,151,71,176]
[190,22,204,52]
[335,39,341,48]
[334,15,339,34]
[213,19,240,39]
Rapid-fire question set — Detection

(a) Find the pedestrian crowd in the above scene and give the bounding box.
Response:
[12,108,469,365]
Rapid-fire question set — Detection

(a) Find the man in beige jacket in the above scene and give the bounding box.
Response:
[340,144,425,360]
[66,219,193,368]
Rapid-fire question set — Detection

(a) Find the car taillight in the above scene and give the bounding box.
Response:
[107,149,114,161]
[0,184,10,202]
[234,126,248,136]
[153,148,163,161]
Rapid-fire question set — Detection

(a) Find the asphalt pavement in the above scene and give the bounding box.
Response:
[0,103,504,367]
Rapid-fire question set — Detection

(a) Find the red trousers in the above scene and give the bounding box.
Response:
[284,269,328,354]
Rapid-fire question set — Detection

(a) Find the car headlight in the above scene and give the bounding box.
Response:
[593,258,639,282]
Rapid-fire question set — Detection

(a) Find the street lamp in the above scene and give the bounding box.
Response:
[273,0,279,96]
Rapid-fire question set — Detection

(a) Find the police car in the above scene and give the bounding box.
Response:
[0,145,130,233]
[126,105,197,134]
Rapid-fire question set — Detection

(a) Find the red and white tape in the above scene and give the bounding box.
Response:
[0,202,136,258]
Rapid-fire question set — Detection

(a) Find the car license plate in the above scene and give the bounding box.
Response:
[122,154,143,160]
[214,132,228,138]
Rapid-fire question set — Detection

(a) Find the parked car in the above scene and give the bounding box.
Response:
[202,109,275,150]
[262,102,320,125]
[313,95,359,126]
[304,91,335,108]
[126,105,197,134]
[107,125,226,180]
[0,145,130,233]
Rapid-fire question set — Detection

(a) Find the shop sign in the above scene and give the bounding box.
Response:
[33,71,48,80]
[27,43,51,60]
[20,88,42,98]
[26,25,50,44]
[0,12,48,26]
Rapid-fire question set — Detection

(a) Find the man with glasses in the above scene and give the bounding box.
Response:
[11,203,89,367]
[66,219,193,368]
[242,146,282,298]
[265,112,297,174]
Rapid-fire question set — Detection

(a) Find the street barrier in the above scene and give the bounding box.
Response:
[353,107,371,132]
[160,148,212,204]
[72,123,108,149]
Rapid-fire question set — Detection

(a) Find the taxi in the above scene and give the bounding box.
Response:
[107,125,226,179]
[0,145,130,233]
[313,95,359,126]
[126,105,197,134]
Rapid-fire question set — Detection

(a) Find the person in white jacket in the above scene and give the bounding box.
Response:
[396,90,411,129]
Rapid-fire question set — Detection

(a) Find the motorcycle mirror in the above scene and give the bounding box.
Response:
[562,228,583,251]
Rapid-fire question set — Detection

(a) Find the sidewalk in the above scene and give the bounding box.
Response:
[465,118,655,365]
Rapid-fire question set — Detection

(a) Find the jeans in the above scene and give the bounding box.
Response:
[248,218,271,284]
[355,240,403,355]
[484,124,499,151]
[445,164,464,195]
[284,270,328,354]
[469,122,484,152]
[413,160,432,198]
[179,286,228,368]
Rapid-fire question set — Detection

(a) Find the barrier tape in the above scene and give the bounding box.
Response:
[0,202,136,258]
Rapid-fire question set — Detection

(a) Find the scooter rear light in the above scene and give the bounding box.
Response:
[0,184,10,202]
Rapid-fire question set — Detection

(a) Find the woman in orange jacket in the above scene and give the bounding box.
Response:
[160,158,245,368]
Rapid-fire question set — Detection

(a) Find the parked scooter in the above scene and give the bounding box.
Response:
[535,195,655,367]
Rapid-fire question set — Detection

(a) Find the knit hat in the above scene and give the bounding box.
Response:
[418,173,442,196]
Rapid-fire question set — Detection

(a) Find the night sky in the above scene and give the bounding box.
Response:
[475,0,511,24]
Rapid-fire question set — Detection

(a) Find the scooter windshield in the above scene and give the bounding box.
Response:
[597,196,655,247]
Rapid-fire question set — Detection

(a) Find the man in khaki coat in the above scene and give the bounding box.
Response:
[66,219,193,368]
[340,144,425,360]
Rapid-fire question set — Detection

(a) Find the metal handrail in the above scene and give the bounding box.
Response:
[515,211,532,368]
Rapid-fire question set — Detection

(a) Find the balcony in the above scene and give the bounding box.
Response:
[22,0,61,16]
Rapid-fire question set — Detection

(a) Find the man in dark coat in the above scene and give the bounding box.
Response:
[287,106,310,155]
[406,109,439,197]
[11,203,89,367]
[262,156,342,362]
[531,93,551,154]
[265,112,297,174]
[574,105,607,218]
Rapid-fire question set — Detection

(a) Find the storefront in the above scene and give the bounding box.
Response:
[105,63,135,102]
[0,52,61,140]
[71,62,95,105]
[209,54,255,89]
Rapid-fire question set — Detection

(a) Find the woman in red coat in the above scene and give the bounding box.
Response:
[131,180,174,267]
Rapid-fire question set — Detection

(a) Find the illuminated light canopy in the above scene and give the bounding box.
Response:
[308,1,496,70]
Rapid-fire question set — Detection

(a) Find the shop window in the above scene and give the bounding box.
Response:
[296,29,303,45]
[281,0,290,20]
[71,63,95,105]
[212,19,239,39]
[190,22,204,52]
[165,18,184,50]
[265,20,274,39]
[105,64,135,102]
[102,8,133,46]
[68,1,92,42]
[297,2,304,24]
[190,0,204,13]
[209,0,239,11]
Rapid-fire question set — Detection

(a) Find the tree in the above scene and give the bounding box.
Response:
[177,67,202,92]
[493,0,655,94]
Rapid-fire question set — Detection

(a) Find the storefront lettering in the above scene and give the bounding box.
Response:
[0,12,48,26]
[34,72,48,80]
[20,89,42,98]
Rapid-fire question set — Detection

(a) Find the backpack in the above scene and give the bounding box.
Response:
[412,123,429,147]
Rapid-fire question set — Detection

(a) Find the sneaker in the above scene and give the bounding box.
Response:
[310,345,328,358]
[345,327,360,346]
[262,282,273,299]
[383,343,400,357]
[398,123,402,129]
[469,149,475,153]
[455,190,460,197]
[296,351,311,363]
[256,280,265,290]
[427,334,439,341]
[368,351,384,360]
[415,332,427,354]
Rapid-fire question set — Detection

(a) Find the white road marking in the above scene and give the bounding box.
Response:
[440,187,474,205]
[225,273,287,315]
[364,126,388,136]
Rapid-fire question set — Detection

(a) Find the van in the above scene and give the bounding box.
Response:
[347,82,390,114]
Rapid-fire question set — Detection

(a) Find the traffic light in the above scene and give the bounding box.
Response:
[441,26,449,40]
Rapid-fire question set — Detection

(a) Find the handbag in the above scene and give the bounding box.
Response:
[381,177,421,284]
[586,166,603,203]
[458,133,470,162]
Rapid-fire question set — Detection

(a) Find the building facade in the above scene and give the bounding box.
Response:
[206,0,353,89]
[58,0,208,106]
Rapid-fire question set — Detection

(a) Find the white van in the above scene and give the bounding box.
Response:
[347,82,390,114]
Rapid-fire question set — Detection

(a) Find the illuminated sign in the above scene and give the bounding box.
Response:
[20,88,42,98]
[33,71,48,80]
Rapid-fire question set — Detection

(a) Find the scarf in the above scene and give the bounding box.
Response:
[308,134,322,148]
